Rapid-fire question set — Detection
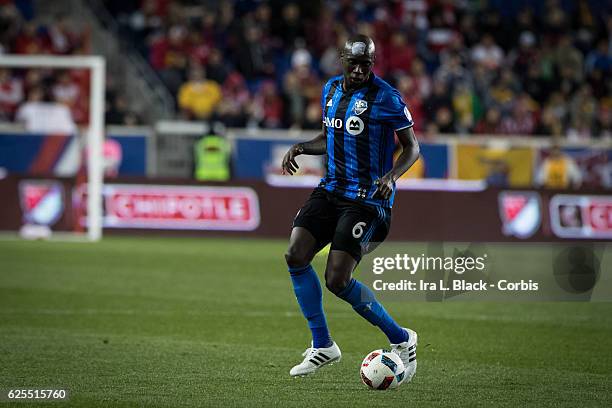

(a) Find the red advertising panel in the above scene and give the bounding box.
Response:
[78,184,260,231]
[1,175,610,240]
[550,195,612,239]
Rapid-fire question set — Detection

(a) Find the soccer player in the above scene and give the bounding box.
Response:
[282,34,420,381]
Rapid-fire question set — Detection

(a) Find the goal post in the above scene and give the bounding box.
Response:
[0,55,106,241]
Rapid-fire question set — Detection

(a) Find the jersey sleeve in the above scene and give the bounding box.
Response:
[378,88,414,131]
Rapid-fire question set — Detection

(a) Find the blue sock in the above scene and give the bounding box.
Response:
[289,264,332,348]
[336,278,408,344]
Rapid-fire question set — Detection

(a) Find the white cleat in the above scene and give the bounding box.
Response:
[289,342,342,377]
[391,328,418,384]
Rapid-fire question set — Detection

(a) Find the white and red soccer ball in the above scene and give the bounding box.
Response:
[360,349,406,390]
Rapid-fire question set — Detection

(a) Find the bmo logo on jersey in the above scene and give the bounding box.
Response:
[324,117,343,129]
[346,116,364,135]
[324,116,365,135]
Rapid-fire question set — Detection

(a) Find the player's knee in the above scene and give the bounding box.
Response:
[284,247,311,268]
[325,273,350,295]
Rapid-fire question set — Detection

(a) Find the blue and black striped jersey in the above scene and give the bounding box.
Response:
[319,74,414,208]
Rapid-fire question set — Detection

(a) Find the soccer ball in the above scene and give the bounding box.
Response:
[360,349,405,390]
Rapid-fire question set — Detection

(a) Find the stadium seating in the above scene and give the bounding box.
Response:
[0,1,140,126]
[102,0,610,137]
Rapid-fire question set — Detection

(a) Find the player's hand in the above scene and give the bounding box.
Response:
[373,174,395,200]
[281,144,303,175]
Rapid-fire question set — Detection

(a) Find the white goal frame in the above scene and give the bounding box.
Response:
[0,55,106,241]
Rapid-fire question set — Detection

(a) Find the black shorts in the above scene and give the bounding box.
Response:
[292,188,391,262]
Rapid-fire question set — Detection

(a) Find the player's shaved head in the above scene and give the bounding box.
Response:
[341,34,376,62]
[340,34,376,90]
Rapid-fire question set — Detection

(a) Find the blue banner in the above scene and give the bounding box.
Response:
[233,137,450,180]
[0,132,148,176]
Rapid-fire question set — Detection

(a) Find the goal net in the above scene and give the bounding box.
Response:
[0,55,105,241]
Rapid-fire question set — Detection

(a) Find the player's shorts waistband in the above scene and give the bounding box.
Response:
[315,187,391,220]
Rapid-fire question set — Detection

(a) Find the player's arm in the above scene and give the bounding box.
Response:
[374,127,420,199]
[281,128,326,175]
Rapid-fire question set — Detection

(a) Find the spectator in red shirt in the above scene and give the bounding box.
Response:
[217,72,251,127]
[0,68,24,119]
[397,73,425,133]
[13,21,45,54]
[52,71,80,107]
[498,93,538,135]
[251,80,283,128]
[474,107,502,134]
[386,31,416,75]
[46,14,79,55]
[150,25,190,94]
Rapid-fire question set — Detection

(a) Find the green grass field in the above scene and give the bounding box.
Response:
[1,237,611,407]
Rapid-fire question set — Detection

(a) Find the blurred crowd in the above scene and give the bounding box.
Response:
[1,0,611,137]
[0,0,140,127]
[105,0,612,138]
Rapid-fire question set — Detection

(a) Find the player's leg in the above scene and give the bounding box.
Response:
[285,189,341,376]
[324,249,408,346]
[285,226,332,349]
[325,203,418,382]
